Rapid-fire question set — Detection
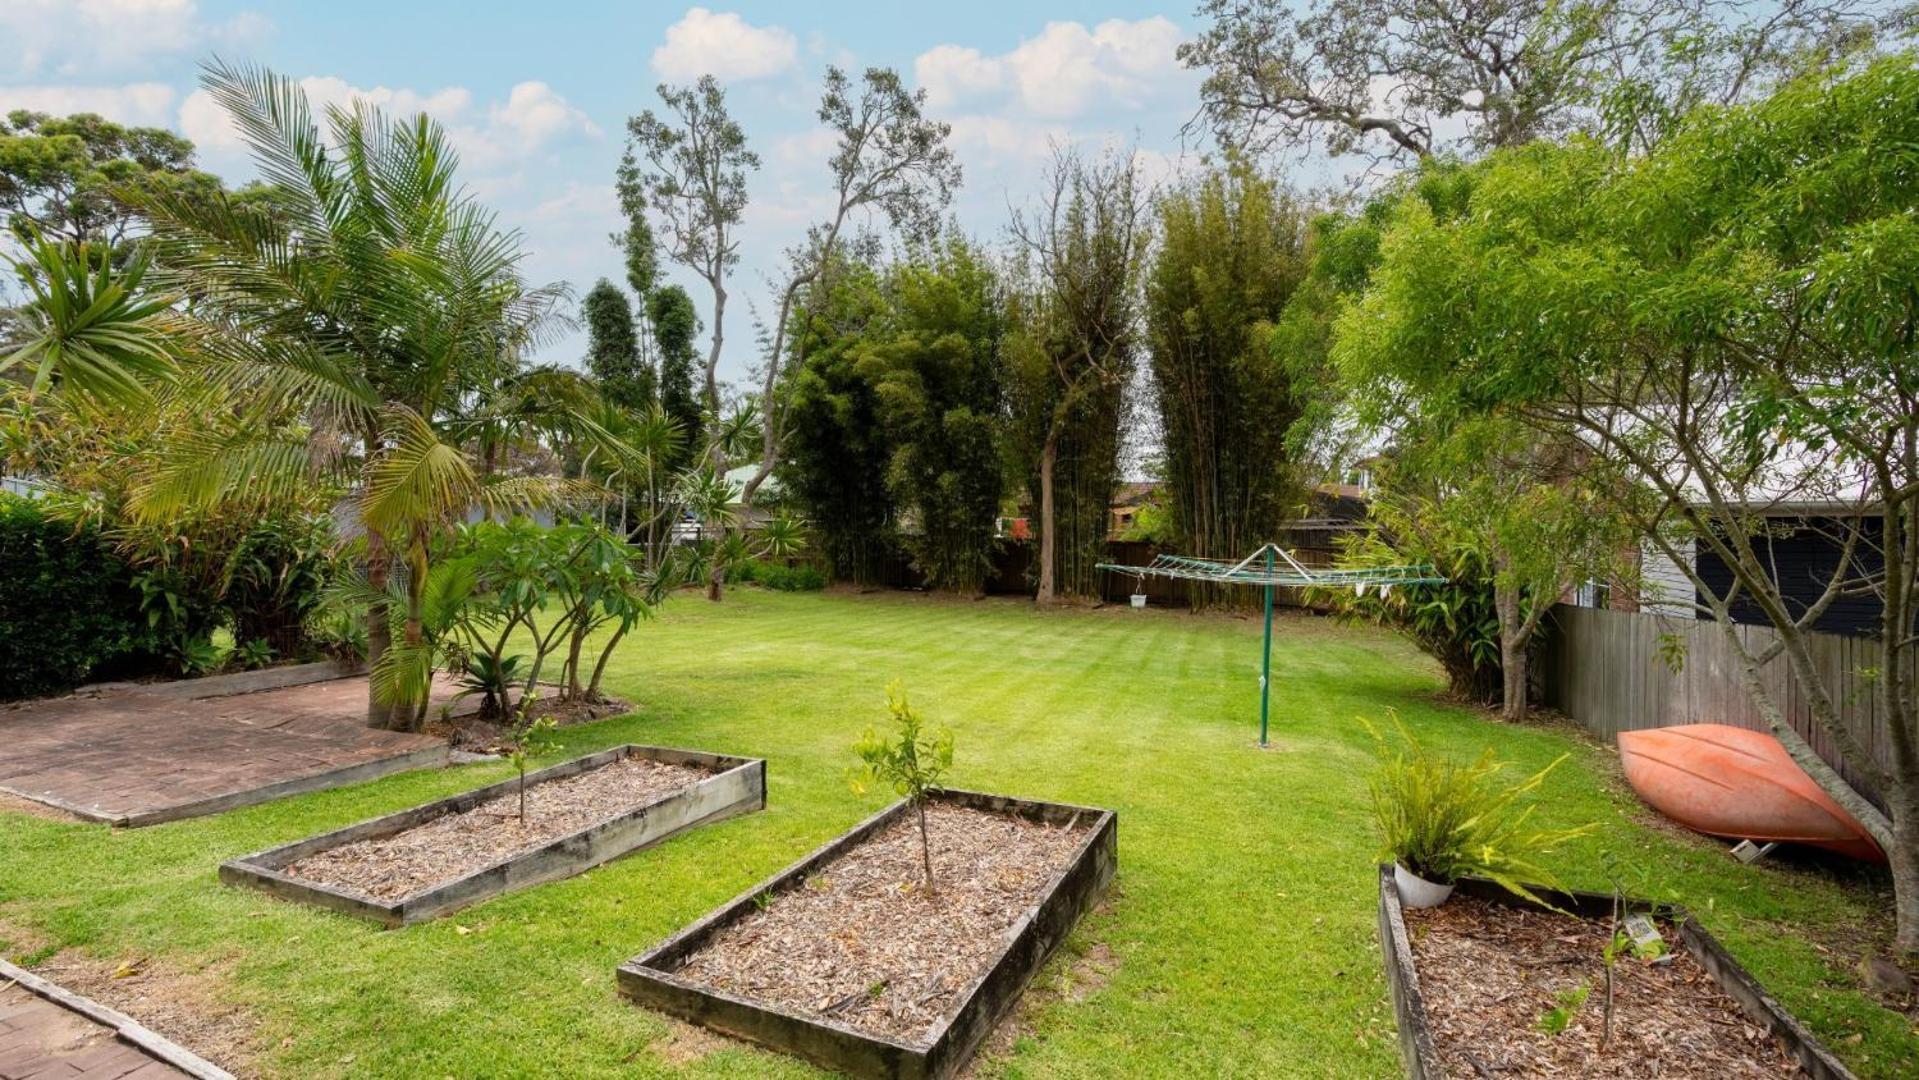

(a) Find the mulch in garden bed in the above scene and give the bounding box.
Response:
[670,802,1094,1046]
[282,755,712,901]
[428,694,633,753]
[1406,893,1805,1077]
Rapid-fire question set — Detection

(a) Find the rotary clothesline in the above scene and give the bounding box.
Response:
[1096,543,1446,746]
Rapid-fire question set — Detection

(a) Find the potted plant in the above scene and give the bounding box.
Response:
[1366,718,1594,908]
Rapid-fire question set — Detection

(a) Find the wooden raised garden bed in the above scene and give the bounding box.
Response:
[618,789,1117,1080]
[1376,866,1857,1079]
[220,745,764,927]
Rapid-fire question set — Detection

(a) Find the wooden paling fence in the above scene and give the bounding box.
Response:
[1540,603,1903,806]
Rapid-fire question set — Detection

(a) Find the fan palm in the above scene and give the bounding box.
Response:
[126,60,577,730]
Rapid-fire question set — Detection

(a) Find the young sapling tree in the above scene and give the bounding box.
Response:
[506,691,560,825]
[850,681,953,894]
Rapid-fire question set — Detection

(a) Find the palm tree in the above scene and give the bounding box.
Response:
[127,61,574,730]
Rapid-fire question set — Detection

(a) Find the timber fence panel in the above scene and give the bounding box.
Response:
[1543,604,1896,806]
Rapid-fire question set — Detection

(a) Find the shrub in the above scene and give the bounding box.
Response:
[0,493,157,699]
[737,558,827,591]
[1366,716,1593,903]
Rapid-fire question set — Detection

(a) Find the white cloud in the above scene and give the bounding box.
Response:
[914,17,1187,120]
[915,45,1005,110]
[651,8,798,82]
[0,83,177,127]
[1,0,270,79]
[489,82,601,145]
[179,76,596,172]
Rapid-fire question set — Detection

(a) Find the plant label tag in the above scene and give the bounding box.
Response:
[1623,913,1663,953]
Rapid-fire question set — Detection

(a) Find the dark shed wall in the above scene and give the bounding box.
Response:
[1695,516,1891,638]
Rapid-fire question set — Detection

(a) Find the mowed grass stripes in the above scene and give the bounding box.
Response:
[0,589,1909,1078]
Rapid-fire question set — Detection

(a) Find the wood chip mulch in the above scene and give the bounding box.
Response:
[671,803,1092,1047]
[283,757,711,901]
[1406,894,1806,1077]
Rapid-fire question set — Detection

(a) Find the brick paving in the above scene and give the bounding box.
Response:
[0,981,188,1080]
[0,676,468,826]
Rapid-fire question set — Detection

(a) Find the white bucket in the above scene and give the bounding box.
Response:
[1393,863,1455,908]
[1130,593,1148,609]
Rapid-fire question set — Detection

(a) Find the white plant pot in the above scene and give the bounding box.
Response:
[1130,594,1148,609]
[1394,863,1455,908]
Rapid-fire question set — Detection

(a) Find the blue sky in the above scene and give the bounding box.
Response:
[1,1,1218,382]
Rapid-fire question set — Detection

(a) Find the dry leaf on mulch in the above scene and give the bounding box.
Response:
[1407,894,1806,1078]
[672,803,1092,1046]
[284,756,710,901]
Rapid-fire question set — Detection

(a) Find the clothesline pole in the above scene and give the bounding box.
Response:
[1259,545,1274,747]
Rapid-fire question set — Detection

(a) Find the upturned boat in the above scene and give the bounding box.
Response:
[1617,723,1884,862]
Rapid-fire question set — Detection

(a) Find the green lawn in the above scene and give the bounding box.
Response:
[1,589,1911,1077]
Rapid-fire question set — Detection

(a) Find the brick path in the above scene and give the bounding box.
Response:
[0,676,468,826]
[0,981,188,1079]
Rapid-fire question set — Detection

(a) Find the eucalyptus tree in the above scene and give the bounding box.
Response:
[734,66,960,517]
[124,61,574,731]
[619,76,757,421]
[1179,0,1888,165]
[1006,148,1149,604]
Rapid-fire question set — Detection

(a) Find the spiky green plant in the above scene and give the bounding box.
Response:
[1,235,179,404]
[1366,716,1594,905]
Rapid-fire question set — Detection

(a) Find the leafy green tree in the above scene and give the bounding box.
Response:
[582,278,651,410]
[1145,163,1312,605]
[121,61,575,731]
[648,284,703,466]
[620,76,757,421]
[851,681,954,893]
[1179,0,1886,163]
[733,66,960,521]
[1334,56,1919,951]
[871,239,1005,593]
[783,250,895,583]
[1006,148,1149,602]
[0,110,218,247]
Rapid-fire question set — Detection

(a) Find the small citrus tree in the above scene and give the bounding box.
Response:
[850,681,953,893]
[506,695,560,825]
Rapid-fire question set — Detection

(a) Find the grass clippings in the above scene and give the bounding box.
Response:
[672,802,1092,1046]
[284,756,710,901]
[1407,893,1805,1077]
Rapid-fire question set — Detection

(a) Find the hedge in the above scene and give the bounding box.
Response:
[0,493,157,700]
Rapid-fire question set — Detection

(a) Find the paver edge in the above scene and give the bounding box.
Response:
[0,958,236,1080]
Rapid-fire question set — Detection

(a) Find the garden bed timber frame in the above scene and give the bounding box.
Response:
[1374,866,1857,1080]
[220,745,764,927]
[617,789,1117,1080]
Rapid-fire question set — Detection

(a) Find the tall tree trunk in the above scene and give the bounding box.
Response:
[394,544,429,733]
[587,624,629,702]
[1037,431,1059,605]
[1494,577,1528,722]
[1893,797,1919,956]
[363,531,396,729]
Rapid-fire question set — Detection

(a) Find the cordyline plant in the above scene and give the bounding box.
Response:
[850,681,953,894]
[1366,716,1594,906]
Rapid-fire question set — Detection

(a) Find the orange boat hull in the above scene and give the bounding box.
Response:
[1617,724,1884,863]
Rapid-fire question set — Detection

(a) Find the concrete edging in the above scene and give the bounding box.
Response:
[618,788,1118,1079]
[220,744,766,926]
[1374,866,1858,1080]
